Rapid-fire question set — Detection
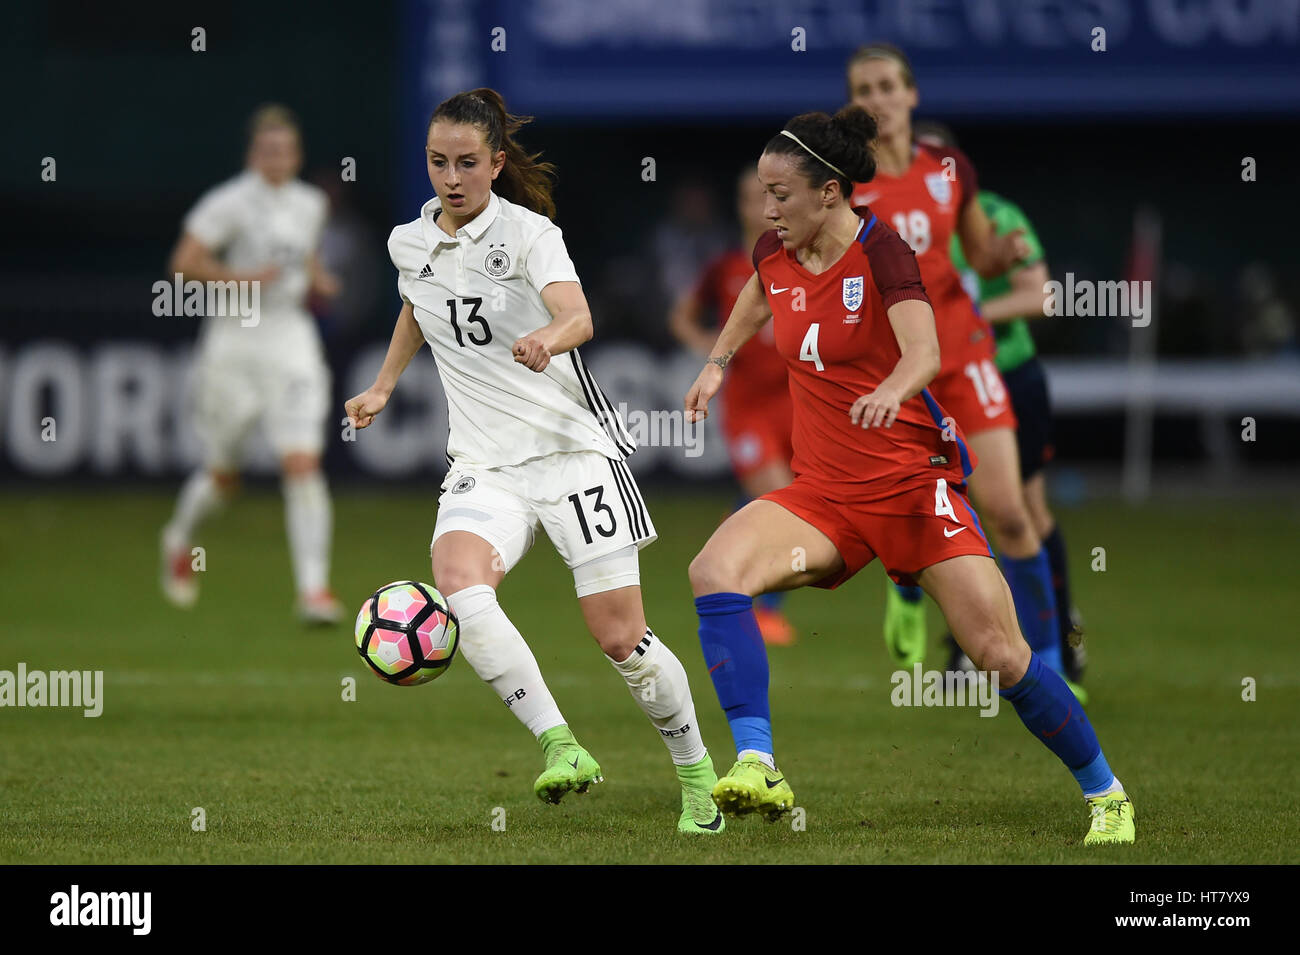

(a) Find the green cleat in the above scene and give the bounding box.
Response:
[533,726,603,805]
[712,757,795,822]
[883,582,927,667]
[1065,677,1089,706]
[1084,789,1135,845]
[676,753,725,835]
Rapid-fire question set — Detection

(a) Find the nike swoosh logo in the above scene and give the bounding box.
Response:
[943,526,968,538]
[769,283,790,294]
[765,776,785,789]
[696,811,723,831]
[707,658,730,674]
[568,756,579,770]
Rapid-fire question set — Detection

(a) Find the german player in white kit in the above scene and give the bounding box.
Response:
[345,88,724,834]
[160,105,343,624]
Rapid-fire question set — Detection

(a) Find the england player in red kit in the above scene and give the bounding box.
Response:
[684,106,1134,844]
[670,166,796,644]
[846,44,1074,693]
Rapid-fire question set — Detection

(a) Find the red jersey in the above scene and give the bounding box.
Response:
[694,248,789,409]
[851,143,994,373]
[752,207,974,501]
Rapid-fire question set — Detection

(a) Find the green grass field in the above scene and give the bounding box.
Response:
[1,487,1297,864]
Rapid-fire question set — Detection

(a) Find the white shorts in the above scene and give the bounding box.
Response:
[192,324,331,470]
[432,450,657,595]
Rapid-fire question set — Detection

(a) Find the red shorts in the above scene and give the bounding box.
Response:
[762,475,994,589]
[721,392,794,480]
[930,357,1018,437]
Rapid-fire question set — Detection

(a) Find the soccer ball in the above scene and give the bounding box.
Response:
[354,581,458,686]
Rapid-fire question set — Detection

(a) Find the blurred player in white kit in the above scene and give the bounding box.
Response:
[160,104,343,623]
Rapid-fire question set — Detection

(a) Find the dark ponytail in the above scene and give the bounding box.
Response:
[429,88,557,219]
[762,104,878,195]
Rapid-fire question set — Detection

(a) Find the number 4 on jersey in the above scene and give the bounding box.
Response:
[800,323,824,371]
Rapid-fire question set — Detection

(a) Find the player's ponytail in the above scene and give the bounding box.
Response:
[429,88,558,220]
[763,105,878,196]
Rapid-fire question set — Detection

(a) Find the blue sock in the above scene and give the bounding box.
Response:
[695,592,772,755]
[1042,525,1074,645]
[894,583,923,604]
[1000,653,1114,795]
[756,590,785,612]
[1001,550,1064,674]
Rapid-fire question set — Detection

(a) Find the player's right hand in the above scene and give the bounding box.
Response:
[685,362,724,423]
[246,264,282,284]
[344,386,390,429]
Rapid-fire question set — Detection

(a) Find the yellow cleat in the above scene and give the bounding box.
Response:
[711,757,795,822]
[1084,789,1135,845]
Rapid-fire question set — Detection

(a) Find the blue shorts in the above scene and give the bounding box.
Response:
[1002,358,1055,480]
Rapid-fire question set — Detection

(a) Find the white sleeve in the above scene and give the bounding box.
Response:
[524,222,581,291]
[306,189,329,251]
[183,187,238,251]
[386,228,411,304]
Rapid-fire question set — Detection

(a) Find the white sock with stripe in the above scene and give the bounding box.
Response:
[607,629,706,766]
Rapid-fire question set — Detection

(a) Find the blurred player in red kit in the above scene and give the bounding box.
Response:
[845,44,1077,697]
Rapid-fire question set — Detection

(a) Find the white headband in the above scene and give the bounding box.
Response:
[779,129,849,180]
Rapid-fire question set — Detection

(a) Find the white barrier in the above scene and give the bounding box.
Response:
[1,339,1295,482]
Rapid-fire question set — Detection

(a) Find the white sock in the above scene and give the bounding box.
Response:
[1084,775,1123,799]
[738,749,776,770]
[607,629,706,766]
[164,470,224,550]
[283,471,332,595]
[446,585,565,737]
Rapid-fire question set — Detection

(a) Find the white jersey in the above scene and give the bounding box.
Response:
[183,170,329,338]
[389,191,635,470]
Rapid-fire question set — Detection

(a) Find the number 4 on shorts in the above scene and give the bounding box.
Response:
[934,478,956,519]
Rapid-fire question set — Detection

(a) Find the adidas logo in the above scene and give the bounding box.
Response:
[418,264,434,280]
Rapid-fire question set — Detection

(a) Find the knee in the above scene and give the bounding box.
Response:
[433,565,490,598]
[281,453,320,479]
[593,620,645,662]
[210,469,240,494]
[688,549,741,597]
[967,626,1031,686]
[987,504,1033,550]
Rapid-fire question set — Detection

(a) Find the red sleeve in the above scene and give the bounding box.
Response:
[752,229,783,271]
[692,256,723,310]
[919,142,979,213]
[863,220,931,309]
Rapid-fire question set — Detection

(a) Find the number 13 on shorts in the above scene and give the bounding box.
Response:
[546,456,656,567]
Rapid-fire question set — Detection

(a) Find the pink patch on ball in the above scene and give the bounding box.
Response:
[376,585,428,627]
[415,610,451,661]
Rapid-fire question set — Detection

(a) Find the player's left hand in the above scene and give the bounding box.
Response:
[312,269,343,299]
[992,227,1031,272]
[513,335,551,372]
[850,386,901,429]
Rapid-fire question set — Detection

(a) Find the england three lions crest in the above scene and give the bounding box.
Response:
[843,276,864,312]
[924,172,952,206]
